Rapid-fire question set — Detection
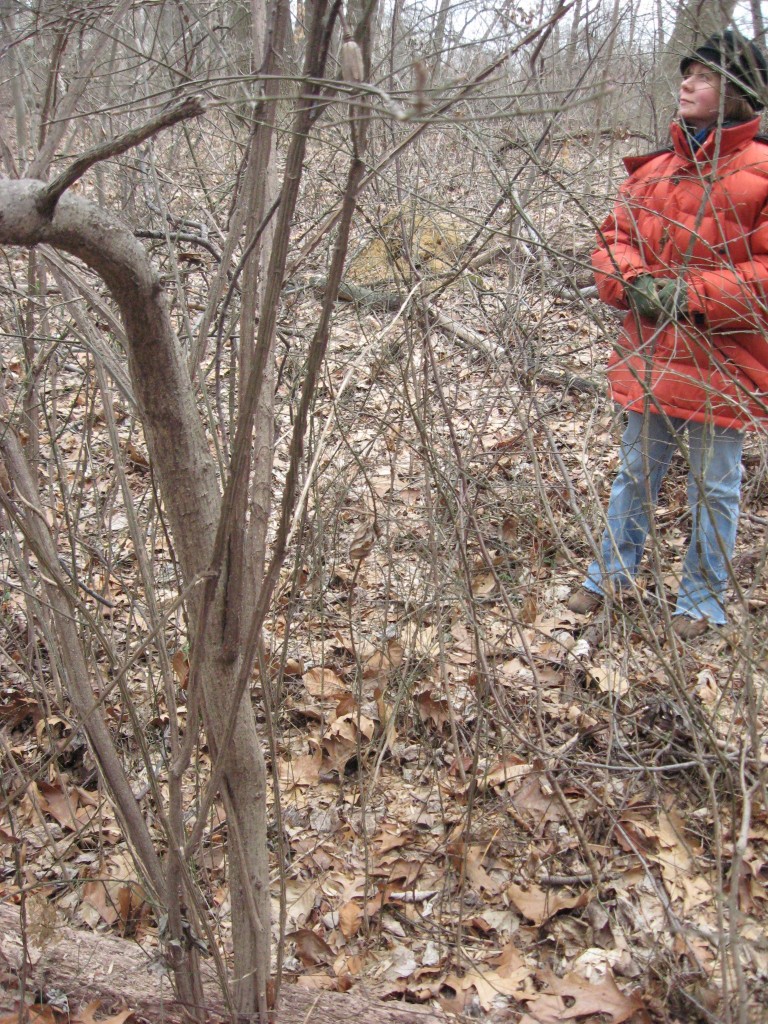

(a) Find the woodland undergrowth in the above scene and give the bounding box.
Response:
[1,113,767,1024]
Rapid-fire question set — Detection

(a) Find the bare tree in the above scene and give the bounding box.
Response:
[0,0,364,1018]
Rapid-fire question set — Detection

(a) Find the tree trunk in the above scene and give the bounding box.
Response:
[218,2,289,1000]
[431,0,451,79]
[0,179,271,1019]
[749,0,764,40]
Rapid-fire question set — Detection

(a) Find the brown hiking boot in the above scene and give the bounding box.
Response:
[567,588,603,615]
[672,615,710,641]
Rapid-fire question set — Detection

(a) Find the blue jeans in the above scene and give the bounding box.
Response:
[584,410,743,624]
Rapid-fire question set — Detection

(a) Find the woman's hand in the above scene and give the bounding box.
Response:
[625,274,664,319]
[625,275,688,321]
[655,278,688,319]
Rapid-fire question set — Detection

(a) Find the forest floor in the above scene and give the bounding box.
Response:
[1,131,768,1024]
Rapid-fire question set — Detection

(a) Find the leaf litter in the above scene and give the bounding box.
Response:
[1,132,767,1024]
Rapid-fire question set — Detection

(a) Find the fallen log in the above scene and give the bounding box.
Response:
[0,905,448,1024]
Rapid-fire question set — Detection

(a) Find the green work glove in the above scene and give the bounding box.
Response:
[655,278,688,320]
[625,274,664,320]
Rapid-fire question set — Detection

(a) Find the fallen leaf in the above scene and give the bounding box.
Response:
[416,688,451,730]
[509,773,565,825]
[382,942,419,979]
[80,854,147,932]
[73,1002,135,1024]
[295,974,340,990]
[288,928,335,966]
[507,881,590,926]
[36,780,94,832]
[282,878,322,929]
[472,571,497,597]
[481,757,532,791]
[445,947,534,1012]
[586,660,629,696]
[0,1007,57,1024]
[349,518,378,560]
[278,746,323,788]
[302,666,347,699]
[338,900,363,938]
[171,650,189,689]
[519,969,645,1024]
[652,807,695,898]
[362,640,403,678]
[464,844,503,895]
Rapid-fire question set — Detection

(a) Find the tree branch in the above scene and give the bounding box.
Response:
[35,94,207,219]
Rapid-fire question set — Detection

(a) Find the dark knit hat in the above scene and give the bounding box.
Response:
[680,29,768,111]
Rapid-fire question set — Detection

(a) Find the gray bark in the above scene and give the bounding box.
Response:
[0,179,270,1019]
[749,0,765,40]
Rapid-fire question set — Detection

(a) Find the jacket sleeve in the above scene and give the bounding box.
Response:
[685,204,768,332]
[591,183,650,309]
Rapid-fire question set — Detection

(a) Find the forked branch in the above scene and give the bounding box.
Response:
[35,94,207,219]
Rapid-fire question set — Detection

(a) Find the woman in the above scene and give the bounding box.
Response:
[568,30,768,640]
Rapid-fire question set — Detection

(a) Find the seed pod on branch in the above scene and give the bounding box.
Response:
[341,37,364,84]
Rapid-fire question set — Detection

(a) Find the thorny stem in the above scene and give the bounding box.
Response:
[544,769,601,886]
[400,298,609,890]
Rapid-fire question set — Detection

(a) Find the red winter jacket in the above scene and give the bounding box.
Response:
[592,117,768,430]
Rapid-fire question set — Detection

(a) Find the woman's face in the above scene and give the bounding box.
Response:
[678,61,722,128]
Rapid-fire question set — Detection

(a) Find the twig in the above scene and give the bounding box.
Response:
[545,768,602,887]
[730,746,756,1024]
[429,307,505,359]
[524,873,597,887]
[134,228,222,262]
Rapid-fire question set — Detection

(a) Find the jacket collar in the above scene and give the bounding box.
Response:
[623,116,760,174]
[670,116,760,161]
